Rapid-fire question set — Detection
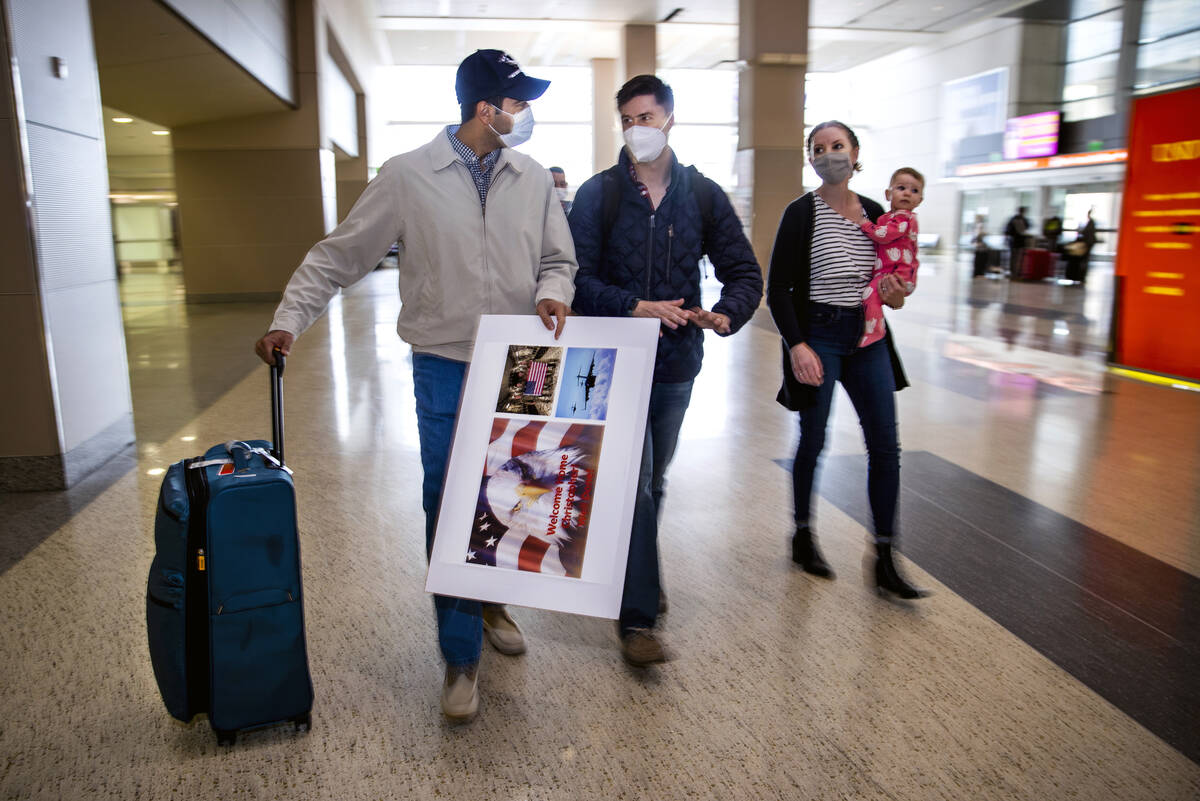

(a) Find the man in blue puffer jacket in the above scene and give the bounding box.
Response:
[569,74,763,666]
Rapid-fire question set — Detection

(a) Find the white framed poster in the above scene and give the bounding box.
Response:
[425,314,660,618]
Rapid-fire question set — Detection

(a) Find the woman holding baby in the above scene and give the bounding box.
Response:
[766,120,928,600]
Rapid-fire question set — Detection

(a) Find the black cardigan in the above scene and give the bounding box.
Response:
[766,192,910,411]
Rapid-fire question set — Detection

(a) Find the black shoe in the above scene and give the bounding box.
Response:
[872,543,929,600]
[791,526,834,578]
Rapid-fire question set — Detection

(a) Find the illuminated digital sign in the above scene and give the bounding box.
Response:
[1002,111,1061,160]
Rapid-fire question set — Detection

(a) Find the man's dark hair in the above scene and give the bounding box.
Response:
[548,166,564,174]
[616,74,674,115]
[460,95,506,124]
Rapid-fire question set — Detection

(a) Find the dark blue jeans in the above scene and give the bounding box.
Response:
[792,303,900,544]
[411,353,482,667]
[620,379,694,634]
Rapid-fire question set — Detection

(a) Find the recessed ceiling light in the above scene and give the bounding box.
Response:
[932,4,944,9]
[112,117,133,123]
[151,130,170,136]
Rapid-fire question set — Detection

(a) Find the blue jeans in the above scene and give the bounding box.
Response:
[792,303,900,544]
[411,353,482,667]
[620,379,694,633]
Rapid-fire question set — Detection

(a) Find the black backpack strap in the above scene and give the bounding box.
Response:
[686,165,714,228]
[686,164,717,259]
[600,165,622,244]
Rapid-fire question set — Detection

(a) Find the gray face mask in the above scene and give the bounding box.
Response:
[811,152,854,184]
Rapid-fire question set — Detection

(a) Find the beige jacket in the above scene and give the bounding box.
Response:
[270,128,577,361]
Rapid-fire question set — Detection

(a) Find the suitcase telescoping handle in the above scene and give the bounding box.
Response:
[271,349,285,465]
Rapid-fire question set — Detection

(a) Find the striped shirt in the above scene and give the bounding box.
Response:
[809,194,876,307]
[446,125,500,209]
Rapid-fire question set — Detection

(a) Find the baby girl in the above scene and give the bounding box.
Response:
[859,167,923,347]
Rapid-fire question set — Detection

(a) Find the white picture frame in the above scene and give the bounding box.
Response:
[425,314,660,618]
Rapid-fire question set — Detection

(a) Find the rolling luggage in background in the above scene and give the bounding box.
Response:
[1017,248,1053,281]
[147,354,313,745]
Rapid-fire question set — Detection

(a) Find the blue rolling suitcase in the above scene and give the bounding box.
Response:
[147,354,313,745]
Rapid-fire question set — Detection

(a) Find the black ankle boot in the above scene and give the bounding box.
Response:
[791,526,834,578]
[873,543,929,599]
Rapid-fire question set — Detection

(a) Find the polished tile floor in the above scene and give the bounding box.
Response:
[1,255,1197,800]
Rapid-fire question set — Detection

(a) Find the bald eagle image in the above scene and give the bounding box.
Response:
[481,445,594,577]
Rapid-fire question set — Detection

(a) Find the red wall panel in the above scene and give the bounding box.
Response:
[1115,85,1200,380]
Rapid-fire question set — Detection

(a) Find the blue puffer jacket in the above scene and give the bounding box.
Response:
[568,150,763,383]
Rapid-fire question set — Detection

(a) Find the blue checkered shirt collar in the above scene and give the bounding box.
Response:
[446,125,500,209]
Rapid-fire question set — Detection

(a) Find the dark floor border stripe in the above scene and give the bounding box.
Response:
[776,450,1200,764]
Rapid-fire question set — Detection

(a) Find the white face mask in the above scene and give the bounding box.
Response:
[623,113,673,163]
[555,187,569,202]
[489,105,535,148]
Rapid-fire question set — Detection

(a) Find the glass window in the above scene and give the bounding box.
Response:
[1069,0,1123,21]
[371,65,593,188]
[521,123,594,193]
[1063,95,1117,122]
[659,69,738,125]
[522,67,592,123]
[659,69,739,189]
[509,67,593,187]
[1063,53,1119,101]
[1141,0,1200,42]
[1136,29,1200,88]
[1066,9,1124,62]
[377,66,460,125]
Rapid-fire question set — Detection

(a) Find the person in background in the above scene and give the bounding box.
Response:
[1005,206,1030,277]
[253,49,576,723]
[568,74,763,666]
[1042,211,1063,252]
[549,166,572,214]
[971,213,990,278]
[1076,208,1098,285]
[766,119,927,601]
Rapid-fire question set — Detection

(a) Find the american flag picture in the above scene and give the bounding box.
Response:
[524,360,548,396]
[467,418,604,578]
[496,345,562,416]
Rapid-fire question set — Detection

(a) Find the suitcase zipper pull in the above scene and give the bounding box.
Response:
[197,549,206,572]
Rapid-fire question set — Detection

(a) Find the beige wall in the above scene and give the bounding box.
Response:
[591,58,620,172]
[833,18,1035,251]
[0,14,59,463]
[160,0,294,104]
[0,0,133,490]
[737,0,809,271]
[622,24,656,81]
[172,0,384,300]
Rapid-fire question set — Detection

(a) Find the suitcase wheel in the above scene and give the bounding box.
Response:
[215,730,237,747]
[294,713,312,733]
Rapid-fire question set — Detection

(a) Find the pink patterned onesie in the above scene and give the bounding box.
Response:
[858,209,918,348]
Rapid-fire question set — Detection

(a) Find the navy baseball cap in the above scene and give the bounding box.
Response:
[455,49,550,106]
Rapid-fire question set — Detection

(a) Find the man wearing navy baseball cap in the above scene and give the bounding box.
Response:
[255,49,576,723]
